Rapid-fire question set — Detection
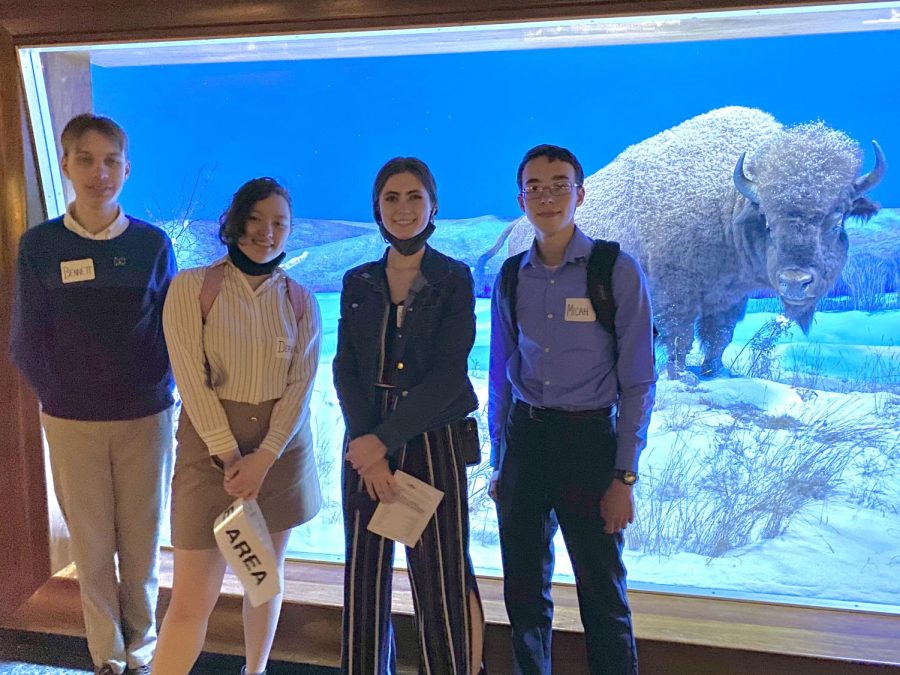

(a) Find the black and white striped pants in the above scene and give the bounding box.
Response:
[341,420,482,675]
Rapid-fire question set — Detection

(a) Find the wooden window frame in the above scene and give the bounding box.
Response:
[1,2,898,671]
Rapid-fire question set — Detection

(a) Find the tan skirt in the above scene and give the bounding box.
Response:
[171,399,321,550]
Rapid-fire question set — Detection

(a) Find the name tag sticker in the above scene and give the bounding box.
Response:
[565,298,596,322]
[275,338,295,358]
[60,258,95,284]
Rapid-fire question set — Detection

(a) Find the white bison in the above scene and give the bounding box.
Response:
[508,106,886,378]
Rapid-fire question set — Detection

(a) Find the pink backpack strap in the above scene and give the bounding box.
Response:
[285,277,306,323]
[199,264,226,324]
[200,264,303,324]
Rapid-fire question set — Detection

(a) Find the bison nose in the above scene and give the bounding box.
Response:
[778,268,815,301]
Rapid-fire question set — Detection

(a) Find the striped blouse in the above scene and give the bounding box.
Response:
[163,256,321,458]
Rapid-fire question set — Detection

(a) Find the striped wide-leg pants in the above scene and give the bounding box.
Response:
[342,420,482,675]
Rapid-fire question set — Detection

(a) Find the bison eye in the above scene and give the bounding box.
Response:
[824,210,845,231]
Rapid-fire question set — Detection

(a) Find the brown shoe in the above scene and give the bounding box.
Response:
[96,666,117,675]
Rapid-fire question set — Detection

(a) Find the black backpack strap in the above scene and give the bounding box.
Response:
[498,251,527,344]
[586,239,620,338]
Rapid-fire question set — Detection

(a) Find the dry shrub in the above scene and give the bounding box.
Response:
[627,401,895,557]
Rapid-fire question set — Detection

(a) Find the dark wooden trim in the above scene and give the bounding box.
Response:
[3,557,899,674]
[0,25,51,618]
[39,51,92,207]
[0,0,897,659]
[0,0,880,46]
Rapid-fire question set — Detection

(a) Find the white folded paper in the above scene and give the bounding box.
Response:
[367,470,444,548]
[213,498,281,607]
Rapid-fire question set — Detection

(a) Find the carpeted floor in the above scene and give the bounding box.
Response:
[0,630,338,674]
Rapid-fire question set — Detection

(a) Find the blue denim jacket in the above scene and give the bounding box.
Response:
[332,245,479,453]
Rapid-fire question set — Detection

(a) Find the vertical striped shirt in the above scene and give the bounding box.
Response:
[163,256,321,457]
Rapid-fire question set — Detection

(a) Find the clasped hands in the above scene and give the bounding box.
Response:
[221,448,276,501]
[346,433,397,503]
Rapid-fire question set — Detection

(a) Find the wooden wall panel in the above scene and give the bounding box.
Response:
[0,0,873,45]
[0,26,51,617]
[40,51,93,205]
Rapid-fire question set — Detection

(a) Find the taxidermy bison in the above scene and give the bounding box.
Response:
[508,106,887,378]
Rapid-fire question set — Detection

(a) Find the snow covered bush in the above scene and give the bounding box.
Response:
[841,254,895,311]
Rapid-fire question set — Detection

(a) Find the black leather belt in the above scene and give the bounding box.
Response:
[514,398,615,420]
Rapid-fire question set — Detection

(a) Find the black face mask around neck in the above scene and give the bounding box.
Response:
[227,243,286,276]
[378,221,436,256]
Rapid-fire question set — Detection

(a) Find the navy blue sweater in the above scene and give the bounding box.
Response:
[10,216,176,421]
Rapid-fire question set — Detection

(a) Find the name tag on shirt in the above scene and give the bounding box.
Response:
[275,338,296,358]
[565,298,596,322]
[60,258,95,284]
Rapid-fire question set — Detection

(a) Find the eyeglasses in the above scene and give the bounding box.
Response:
[520,181,581,200]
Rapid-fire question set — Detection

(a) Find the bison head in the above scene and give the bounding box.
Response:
[733,123,886,331]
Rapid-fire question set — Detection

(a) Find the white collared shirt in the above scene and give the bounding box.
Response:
[163,256,322,457]
[63,203,130,240]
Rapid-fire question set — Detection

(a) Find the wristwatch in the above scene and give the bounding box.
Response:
[613,470,638,486]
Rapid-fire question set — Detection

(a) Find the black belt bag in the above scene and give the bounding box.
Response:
[455,416,482,467]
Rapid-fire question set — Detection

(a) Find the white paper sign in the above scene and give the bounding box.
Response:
[367,470,444,548]
[213,498,281,607]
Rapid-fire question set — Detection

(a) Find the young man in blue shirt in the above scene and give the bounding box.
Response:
[488,144,656,675]
[10,114,176,675]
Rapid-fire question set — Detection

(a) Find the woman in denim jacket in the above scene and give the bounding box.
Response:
[334,157,486,675]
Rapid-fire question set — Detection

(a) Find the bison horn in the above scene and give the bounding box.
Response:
[733,152,760,204]
[853,140,887,196]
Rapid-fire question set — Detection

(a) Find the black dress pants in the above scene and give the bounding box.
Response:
[496,402,638,675]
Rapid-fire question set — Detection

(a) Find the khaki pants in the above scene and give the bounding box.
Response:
[42,408,174,673]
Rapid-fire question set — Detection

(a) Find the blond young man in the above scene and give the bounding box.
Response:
[10,114,176,675]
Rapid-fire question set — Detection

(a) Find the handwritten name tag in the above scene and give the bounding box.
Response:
[275,338,296,358]
[565,298,596,322]
[60,258,95,284]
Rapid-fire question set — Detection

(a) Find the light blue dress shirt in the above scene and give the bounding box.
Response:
[488,226,657,471]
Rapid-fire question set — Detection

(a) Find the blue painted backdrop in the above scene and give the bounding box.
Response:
[93,30,899,222]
